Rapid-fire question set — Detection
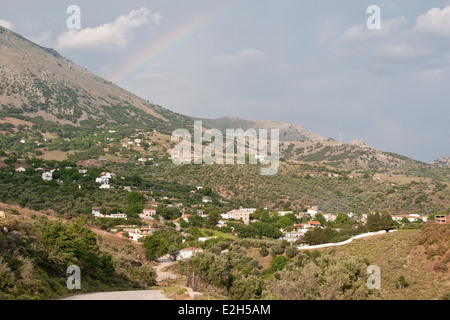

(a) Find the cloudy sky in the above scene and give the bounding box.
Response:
[1,0,449,162]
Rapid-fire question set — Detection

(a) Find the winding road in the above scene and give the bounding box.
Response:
[61,290,171,300]
[61,256,179,300]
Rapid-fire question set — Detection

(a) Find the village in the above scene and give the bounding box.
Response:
[87,176,446,260]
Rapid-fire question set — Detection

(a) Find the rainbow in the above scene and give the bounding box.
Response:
[109,2,249,84]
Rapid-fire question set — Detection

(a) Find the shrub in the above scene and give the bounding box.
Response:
[396,275,409,289]
[259,246,269,257]
[433,261,448,273]
[270,246,285,256]
[286,246,299,259]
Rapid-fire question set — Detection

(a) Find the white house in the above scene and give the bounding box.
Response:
[216,220,228,227]
[278,211,293,216]
[198,236,217,242]
[139,209,157,220]
[100,172,116,179]
[280,231,304,243]
[177,247,203,260]
[202,196,212,203]
[128,227,154,242]
[42,171,53,181]
[392,214,428,223]
[322,213,336,222]
[221,208,252,225]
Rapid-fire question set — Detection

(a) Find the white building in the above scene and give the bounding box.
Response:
[221,208,253,225]
[392,214,428,223]
[278,211,293,216]
[177,247,203,260]
[139,209,157,220]
[322,213,336,222]
[202,196,212,203]
[280,231,304,243]
[42,171,53,181]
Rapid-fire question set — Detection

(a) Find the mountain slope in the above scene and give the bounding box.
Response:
[0,26,190,132]
[194,116,325,141]
[433,156,450,169]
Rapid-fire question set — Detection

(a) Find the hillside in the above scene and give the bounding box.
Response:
[321,224,450,300]
[0,25,448,216]
[0,26,190,132]
[194,116,325,141]
[434,156,450,169]
[0,204,157,300]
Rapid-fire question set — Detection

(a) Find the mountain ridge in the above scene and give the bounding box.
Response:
[0,25,190,132]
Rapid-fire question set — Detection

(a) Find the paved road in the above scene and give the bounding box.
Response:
[61,256,180,300]
[61,290,172,300]
[155,256,179,282]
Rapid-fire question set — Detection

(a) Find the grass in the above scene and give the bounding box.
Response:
[322,230,450,300]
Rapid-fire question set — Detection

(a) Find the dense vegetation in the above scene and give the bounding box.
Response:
[0,207,156,300]
[177,244,379,300]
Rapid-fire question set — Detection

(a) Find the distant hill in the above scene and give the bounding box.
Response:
[0,26,190,132]
[433,156,450,168]
[193,116,325,142]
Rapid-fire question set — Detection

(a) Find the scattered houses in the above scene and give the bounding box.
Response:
[95,172,116,189]
[392,214,428,223]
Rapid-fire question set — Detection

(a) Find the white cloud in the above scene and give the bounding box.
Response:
[27,30,53,47]
[56,7,161,50]
[211,48,268,65]
[375,44,433,62]
[339,17,406,44]
[414,6,450,37]
[0,19,14,30]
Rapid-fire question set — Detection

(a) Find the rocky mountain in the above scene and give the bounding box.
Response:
[0,26,190,132]
[194,116,325,141]
[0,26,448,183]
[433,156,450,168]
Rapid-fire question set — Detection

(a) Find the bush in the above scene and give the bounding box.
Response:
[286,246,299,259]
[396,275,409,289]
[433,261,448,273]
[443,291,450,300]
[270,246,285,256]
[259,246,269,257]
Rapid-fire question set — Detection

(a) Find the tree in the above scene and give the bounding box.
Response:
[380,212,394,230]
[286,246,299,259]
[168,244,181,261]
[313,213,326,226]
[259,246,269,257]
[366,213,382,232]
